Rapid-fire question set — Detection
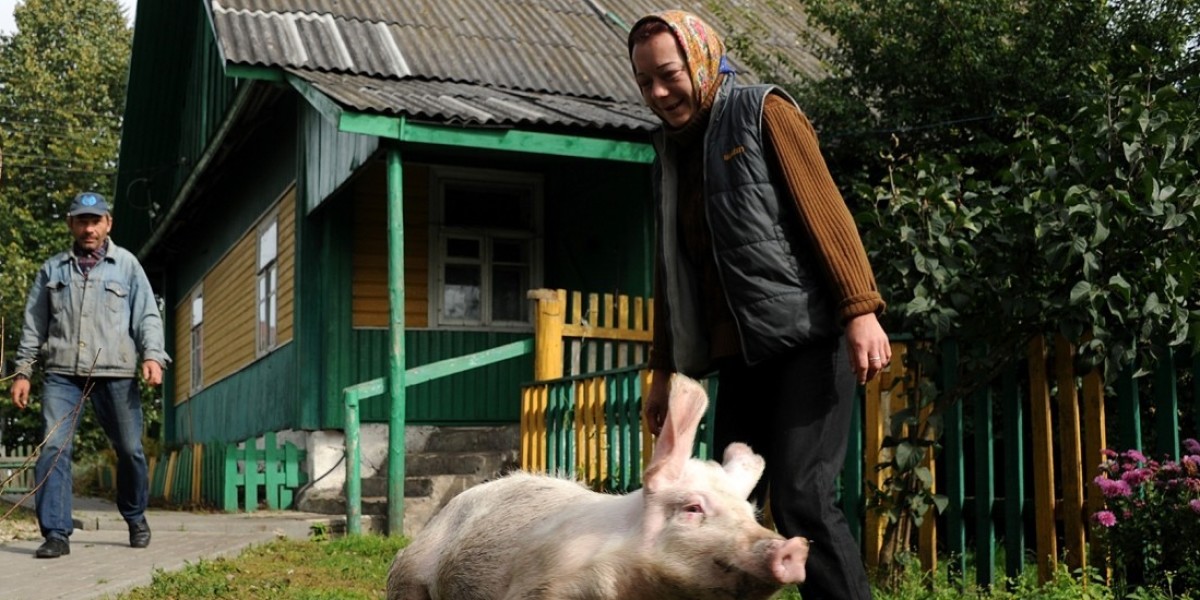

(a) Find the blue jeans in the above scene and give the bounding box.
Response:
[35,374,148,540]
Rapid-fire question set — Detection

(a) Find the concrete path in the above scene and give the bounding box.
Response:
[0,494,341,600]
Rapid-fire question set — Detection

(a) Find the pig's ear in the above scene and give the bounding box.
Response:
[644,374,709,493]
[721,442,765,499]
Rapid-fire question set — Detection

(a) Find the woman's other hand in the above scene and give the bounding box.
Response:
[845,313,890,385]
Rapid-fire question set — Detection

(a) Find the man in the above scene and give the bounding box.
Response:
[10,191,169,559]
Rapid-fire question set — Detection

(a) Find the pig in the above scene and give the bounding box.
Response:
[385,374,809,600]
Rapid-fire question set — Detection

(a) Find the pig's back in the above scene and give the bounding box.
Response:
[388,472,597,600]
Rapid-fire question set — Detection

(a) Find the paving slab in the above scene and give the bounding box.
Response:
[0,494,342,600]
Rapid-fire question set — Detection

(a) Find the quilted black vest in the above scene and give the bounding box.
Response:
[653,78,838,374]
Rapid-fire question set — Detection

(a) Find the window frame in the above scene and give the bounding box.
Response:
[256,211,280,356]
[189,287,203,394]
[429,167,543,330]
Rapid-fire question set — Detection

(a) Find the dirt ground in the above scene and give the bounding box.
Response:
[0,498,41,543]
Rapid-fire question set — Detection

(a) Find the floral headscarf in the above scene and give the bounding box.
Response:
[628,10,734,115]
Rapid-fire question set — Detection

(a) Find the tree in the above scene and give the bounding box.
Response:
[0,0,132,453]
[784,0,1198,176]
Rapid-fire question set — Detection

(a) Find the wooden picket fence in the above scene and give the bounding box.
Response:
[0,445,38,494]
[91,432,306,512]
[522,288,655,472]
[519,288,1195,586]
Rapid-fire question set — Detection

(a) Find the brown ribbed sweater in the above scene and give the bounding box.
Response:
[649,93,885,371]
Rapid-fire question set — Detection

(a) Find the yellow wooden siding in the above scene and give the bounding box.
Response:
[170,188,297,401]
[172,297,193,406]
[277,187,296,344]
[352,161,430,328]
[203,231,257,384]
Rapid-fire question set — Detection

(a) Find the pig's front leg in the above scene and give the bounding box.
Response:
[385,552,432,600]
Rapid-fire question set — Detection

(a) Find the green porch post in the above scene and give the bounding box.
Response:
[387,147,407,536]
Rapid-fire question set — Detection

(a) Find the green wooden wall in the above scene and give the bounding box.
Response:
[169,343,298,444]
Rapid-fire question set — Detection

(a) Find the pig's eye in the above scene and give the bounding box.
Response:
[683,503,704,514]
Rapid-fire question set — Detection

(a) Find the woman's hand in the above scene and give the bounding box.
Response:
[845,313,890,385]
[643,369,672,436]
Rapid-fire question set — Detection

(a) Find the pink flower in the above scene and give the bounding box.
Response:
[1123,449,1147,463]
[1183,438,1200,456]
[1092,510,1117,527]
[1094,476,1133,498]
[1103,448,1119,459]
[1121,468,1151,487]
[1190,499,1200,515]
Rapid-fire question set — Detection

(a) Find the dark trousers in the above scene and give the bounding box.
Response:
[713,336,873,600]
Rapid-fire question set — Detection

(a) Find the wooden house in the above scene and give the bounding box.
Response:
[114,0,822,528]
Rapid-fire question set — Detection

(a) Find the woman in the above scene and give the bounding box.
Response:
[629,11,888,599]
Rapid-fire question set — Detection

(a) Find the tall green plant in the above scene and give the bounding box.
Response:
[0,0,133,453]
[857,65,1199,578]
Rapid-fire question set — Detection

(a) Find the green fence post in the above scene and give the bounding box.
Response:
[629,375,645,491]
[1194,350,1200,439]
[264,432,282,510]
[175,446,193,506]
[282,442,303,509]
[1115,366,1143,452]
[223,442,239,512]
[842,385,864,545]
[548,385,568,475]
[1154,345,1180,460]
[974,384,995,588]
[150,454,166,499]
[242,439,263,513]
[941,339,966,580]
[1001,364,1025,580]
[604,376,620,491]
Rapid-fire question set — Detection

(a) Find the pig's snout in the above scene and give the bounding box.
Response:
[769,537,809,584]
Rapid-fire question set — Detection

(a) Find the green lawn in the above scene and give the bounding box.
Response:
[107,533,1184,600]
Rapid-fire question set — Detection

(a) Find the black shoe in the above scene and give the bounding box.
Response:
[129,518,151,548]
[35,537,70,559]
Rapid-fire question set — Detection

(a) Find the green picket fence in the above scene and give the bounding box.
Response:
[0,445,38,494]
[521,367,716,491]
[520,337,1197,586]
[99,431,309,512]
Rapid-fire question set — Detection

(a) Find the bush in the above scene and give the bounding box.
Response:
[1092,439,1200,595]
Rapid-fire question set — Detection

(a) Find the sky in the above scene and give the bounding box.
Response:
[0,0,137,35]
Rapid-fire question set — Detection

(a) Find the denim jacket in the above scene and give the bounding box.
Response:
[15,240,170,379]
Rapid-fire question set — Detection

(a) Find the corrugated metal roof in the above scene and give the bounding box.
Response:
[210,0,825,130]
[213,0,641,102]
[294,70,658,131]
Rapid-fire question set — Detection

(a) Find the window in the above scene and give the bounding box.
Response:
[257,215,278,354]
[190,290,203,393]
[433,170,542,328]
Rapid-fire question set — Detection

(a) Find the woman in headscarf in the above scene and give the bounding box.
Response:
[629,10,886,599]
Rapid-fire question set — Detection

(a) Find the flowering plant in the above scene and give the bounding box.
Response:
[1091,439,1200,594]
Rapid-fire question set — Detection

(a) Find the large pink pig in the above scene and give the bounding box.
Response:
[386,374,809,600]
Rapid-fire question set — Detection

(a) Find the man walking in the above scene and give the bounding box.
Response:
[10,191,169,559]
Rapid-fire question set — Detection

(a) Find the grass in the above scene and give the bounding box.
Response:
[105,533,1188,600]
[110,533,407,600]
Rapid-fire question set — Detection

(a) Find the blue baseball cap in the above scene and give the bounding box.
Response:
[68,192,110,217]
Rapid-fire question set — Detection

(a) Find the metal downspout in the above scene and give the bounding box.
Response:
[386,148,407,536]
